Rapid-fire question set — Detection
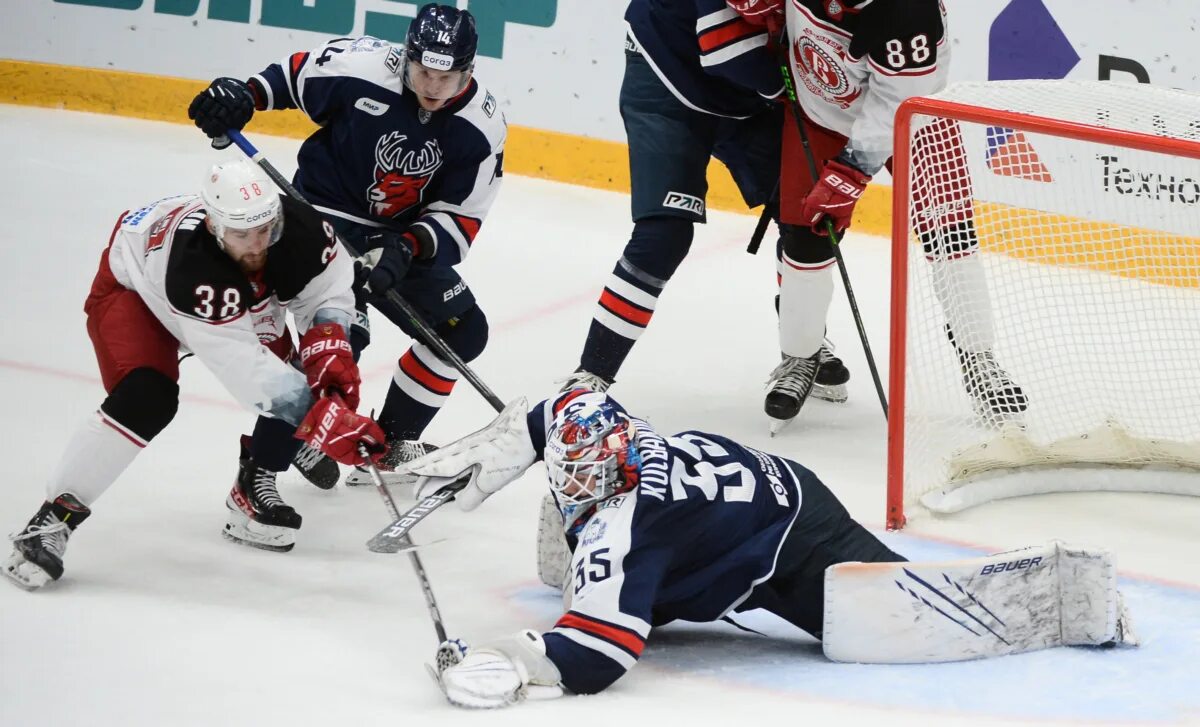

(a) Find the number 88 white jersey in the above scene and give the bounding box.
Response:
[786,0,950,173]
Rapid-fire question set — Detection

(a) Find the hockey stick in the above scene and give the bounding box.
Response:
[367,478,469,552]
[746,179,779,255]
[775,43,889,418]
[358,443,449,644]
[219,129,506,413]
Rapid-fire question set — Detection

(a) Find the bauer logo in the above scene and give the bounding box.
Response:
[663,192,704,216]
[980,556,1043,576]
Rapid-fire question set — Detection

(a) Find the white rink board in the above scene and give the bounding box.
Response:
[4,0,1200,141]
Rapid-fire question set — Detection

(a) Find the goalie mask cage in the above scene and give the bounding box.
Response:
[888,80,1200,530]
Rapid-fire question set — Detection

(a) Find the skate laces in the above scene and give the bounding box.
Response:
[395,440,436,463]
[293,443,326,471]
[556,369,612,394]
[250,468,286,508]
[963,351,1011,390]
[818,337,837,365]
[11,519,70,557]
[767,355,819,396]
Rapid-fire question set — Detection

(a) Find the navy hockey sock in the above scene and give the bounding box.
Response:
[579,217,693,380]
[250,415,304,472]
[377,376,439,441]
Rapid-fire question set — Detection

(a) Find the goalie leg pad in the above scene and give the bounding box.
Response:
[821,541,1132,664]
[536,493,572,591]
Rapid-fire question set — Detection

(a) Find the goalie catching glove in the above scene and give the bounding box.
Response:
[429,631,564,709]
[407,398,537,511]
[293,396,387,467]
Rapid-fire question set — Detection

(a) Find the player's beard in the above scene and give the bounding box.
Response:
[236,251,267,273]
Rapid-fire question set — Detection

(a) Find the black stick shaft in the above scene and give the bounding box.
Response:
[775,46,889,419]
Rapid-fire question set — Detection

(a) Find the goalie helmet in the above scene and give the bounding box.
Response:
[200,161,283,248]
[544,394,641,530]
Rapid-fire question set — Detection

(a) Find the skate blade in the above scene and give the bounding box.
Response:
[299,471,339,490]
[2,554,53,591]
[222,510,297,553]
[812,382,848,404]
[368,537,447,555]
[768,416,795,437]
[344,469,418,488]
[971,400,1027,430]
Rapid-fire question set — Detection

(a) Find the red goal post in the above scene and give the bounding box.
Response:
[887,81,1200,530]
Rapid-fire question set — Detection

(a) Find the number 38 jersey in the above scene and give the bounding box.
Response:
[104,193,355,425]
[788,0,950,173]
[526,392,813,695]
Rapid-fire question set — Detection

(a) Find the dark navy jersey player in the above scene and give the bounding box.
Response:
[189,4,507,488]
[398,389,905,707]
[559,0,850,424]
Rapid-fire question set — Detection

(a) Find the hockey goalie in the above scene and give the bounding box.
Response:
[398,393,1138,708]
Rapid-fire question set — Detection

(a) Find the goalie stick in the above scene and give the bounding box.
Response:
[367,476,470,552]
[358,443,449,644]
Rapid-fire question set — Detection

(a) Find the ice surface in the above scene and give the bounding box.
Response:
[1,105,1198,726]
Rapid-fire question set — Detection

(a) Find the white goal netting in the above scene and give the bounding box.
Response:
[891,80,1200,521]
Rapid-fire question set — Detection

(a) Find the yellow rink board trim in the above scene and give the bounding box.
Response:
[0,58,892,236]
[938,201,1200,289]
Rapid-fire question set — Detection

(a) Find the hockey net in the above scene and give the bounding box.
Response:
[888,80,1200,529]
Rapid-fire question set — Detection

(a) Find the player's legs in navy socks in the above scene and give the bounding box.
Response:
[577,216,693,382]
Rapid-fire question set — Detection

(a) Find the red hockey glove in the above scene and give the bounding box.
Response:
[294,396,388,467]
[726,0,784,35]
[799,159,872,236]
[299,323,360,411]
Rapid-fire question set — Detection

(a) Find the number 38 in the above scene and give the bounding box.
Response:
[885,34,930,69]
[194,285,241,319]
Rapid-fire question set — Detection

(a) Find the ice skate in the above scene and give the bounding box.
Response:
[947,326,1028,421]
[556,367,613,394]
[764,352,821,435]
[224,442,302,552]
[3,494,91,591]
[292,442,339,490]
[812,340,849,404]
[344,439,438,487]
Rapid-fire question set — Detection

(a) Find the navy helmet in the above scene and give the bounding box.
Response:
[405,4,478,73]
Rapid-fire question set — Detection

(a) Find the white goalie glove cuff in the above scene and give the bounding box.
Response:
[409,398,538,511]
[433,630,564,709]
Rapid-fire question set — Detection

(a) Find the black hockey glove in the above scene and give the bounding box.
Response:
[188,77,257,140]
[356,230,416,297]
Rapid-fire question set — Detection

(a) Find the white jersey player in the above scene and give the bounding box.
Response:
[729,0,1027,428]
[3,161,386,590]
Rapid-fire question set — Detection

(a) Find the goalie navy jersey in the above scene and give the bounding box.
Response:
[625,0,785,118]
[526,391,807,695]
[248,36,507,266]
